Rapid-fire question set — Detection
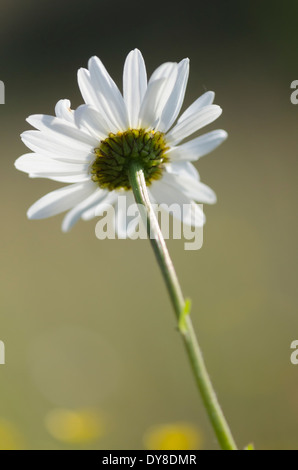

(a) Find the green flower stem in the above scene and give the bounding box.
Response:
[128,161,237,451]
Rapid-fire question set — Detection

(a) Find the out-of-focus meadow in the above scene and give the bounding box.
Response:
[0,0,298,450]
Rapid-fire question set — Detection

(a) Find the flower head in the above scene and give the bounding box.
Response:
[15,49,227,235]
[144,422,202,450]
[45,408,105,444]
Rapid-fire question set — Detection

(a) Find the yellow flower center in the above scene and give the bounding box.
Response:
[91,129,169,191]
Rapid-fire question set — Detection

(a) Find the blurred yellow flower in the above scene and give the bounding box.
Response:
[0,419,25,450]
[45,408,104,444]
[144,422,202,450]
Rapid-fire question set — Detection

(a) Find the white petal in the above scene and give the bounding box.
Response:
[27,181,96,220]
[55,99,75,123]
[15,153,89,175]
[139,62,178,129]
[166,161,199,181]
[150,180,205,227]
[78,67,121,132]
[26,115,97,146]
[82,191,118,220]
[123,49,147,128]
[168,129,228,161]
[21,130,94,163]
[158,58,189,132]
[78,68,104,115]
[88,56,129,131]
[150,177,190,208]
[162,172,217,204]
[74,105,110,140]
[62,188,108,232]
[29,174,90,183]
[177,91,215,124]
[138,78,168,129]
[166,105,222,145]
[15,153,89,184]
[149,62,177,82]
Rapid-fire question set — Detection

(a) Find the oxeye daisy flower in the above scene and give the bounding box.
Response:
[15,50,239,449]
[15,49,227,235]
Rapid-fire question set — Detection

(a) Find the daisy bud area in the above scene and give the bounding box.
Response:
[92,129,169,191]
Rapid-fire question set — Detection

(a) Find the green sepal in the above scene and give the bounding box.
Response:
[178,298,192,333]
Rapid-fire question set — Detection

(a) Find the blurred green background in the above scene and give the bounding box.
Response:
[0,0,298,450]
